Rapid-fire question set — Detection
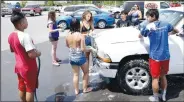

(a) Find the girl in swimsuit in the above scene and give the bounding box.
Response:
[80,10,95,73]
[66,18,93,95]
[128,4,142,26]
[47,11,63,66]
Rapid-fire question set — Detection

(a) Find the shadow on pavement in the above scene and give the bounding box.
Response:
[106,75,184,100]
[166,75,184,101]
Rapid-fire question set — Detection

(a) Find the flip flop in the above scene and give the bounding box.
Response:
[83,87,93,93]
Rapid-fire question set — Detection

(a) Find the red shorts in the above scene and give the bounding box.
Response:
[17,72,38,92]
[149,58,170,78]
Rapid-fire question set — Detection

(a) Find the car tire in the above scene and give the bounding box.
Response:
[39,12,42,15]
[30,12,36,16]
[58,21,67,30]
[114,13,120,19]
[117,59,152,95]
[97,20,106,29]
[2,15,5,17]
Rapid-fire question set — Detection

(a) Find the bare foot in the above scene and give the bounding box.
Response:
[83,87,93,93]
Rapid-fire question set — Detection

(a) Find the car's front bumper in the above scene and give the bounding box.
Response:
[1,12,12,15]
[21,11,34,14]
[93,58,118,78]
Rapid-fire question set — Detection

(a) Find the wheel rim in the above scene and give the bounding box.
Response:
[115,14,119,18]
[98,21,106,28]
[59,22,67,29]
[125,67,150,90]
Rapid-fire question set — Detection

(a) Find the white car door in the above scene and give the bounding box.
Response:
[168,19,184,74]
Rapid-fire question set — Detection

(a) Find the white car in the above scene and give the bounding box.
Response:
[101,6,123,19]
[92,7,184,94]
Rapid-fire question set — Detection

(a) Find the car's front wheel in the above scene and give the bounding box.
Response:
[117,59,152,95]
[114,12,120,19]
[39,12,42,15]
[58,21,67,30]
[97,20,106,29]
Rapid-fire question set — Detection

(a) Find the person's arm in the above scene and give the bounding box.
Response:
[65,34,69,48]
[116,20,120,28]
[80,34,91,52]
[168,23,179,35]
[139,25,150,38]
[23,34,41,59]
[90,22,95,31]
[48,23,62,33]
[128,10,133,15]
[9,46,14,52]
[138,10,142,20]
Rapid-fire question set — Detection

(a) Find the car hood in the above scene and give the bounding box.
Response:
[95,26,141,45]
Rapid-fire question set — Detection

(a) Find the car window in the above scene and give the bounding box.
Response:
[159,10,184,26]
[73,10,84,16]
[90,10,97,15]
[75,6,86,11]
[64,7,74,12]
[87,6,99,10]
[160,2,170,9]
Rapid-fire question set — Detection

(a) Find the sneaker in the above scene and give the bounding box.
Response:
[149,96,159,102]
[53,62,60,66]
[159,93,166,101]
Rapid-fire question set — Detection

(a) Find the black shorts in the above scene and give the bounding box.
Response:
[49,37,59,42]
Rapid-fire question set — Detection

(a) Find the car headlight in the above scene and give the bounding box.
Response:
[30,9,33,12]
[97,51,111,63]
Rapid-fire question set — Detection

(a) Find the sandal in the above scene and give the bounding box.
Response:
[83,87,93,93]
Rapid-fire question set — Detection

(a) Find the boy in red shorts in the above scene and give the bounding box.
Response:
[8,11,41,101]
[139,9,179,101]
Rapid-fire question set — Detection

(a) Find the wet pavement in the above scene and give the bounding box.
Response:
[1,38,184,101]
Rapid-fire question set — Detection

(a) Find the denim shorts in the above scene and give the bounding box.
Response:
[70,57,86,66]
[85,36,92,46]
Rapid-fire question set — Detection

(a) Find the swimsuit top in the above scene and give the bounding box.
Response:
[81,21,91,33]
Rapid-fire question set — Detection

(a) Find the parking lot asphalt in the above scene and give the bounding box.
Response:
[1,11,184,101]
[1,37,184,101]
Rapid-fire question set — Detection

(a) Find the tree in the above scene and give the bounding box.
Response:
[47,0,54,6]
[20,0,27,7]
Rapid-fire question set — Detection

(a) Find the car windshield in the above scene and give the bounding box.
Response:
[159,10,184,26]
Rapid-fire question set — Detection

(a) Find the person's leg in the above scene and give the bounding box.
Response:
[26,92,34,102]
[160,60,169,101]
[17,74,26,102]
[85,52,90,70]
[149,59,160,101]
[81,60,92,93]
[71,65,80,95]
[51,40,59,65]
[19,90,26,102]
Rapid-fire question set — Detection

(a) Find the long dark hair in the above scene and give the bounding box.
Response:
[48,11,56,22]
[70,18,80,33]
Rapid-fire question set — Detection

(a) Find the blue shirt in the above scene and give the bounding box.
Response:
[140,20,174,61]
[47,20,59,38]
